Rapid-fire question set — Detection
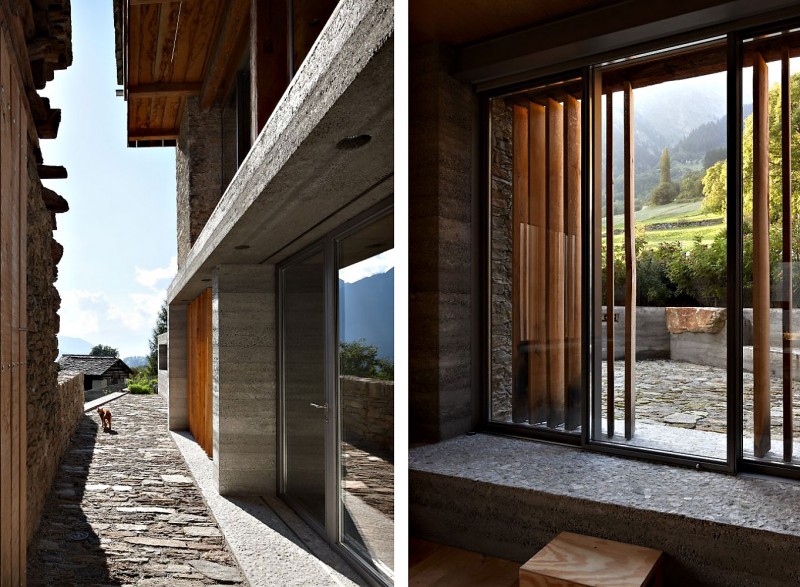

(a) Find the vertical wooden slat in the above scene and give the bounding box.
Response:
[17,85,27,585]
[528,101,547,425]
[8,66,20,587]
[623,82,636,440]
[0,30,12,584]
[753,51,771,458]
[564,94,582,430]
[546,98,565,428]
[512,104,529,423]
[781,46,793,463]
[605,92,615,437]
[591,71,604,440]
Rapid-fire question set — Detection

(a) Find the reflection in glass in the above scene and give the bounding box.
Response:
[489,79,584,432]
[338,212,394,579]
[283,250,326,527]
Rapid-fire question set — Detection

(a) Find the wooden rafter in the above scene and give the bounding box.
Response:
[199,0,249,110]
[128,82,201,99]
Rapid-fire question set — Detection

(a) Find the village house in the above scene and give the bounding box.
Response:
[58,354,133,391]
[410,0,800,584]
[0,0,77,583]
[112,0,393,584]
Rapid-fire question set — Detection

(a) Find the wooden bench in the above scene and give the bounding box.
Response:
[520,532,663,587]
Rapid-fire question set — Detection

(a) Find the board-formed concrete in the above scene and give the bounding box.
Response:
[212,264,276,495]
[167,303,188,430]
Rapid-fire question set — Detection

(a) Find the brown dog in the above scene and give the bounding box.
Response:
[97,407,112,432]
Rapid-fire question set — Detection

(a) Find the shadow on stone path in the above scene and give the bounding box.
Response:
[27,393,245,586]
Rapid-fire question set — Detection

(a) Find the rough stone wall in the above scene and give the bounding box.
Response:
[176,97,223,267]
[26,150,80,542]
[341,376,393,455]
[490,98,513,422]
[409,43,477,444]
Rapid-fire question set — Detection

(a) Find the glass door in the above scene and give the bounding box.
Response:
[279,200,394,585]
[281,248,327,527]
[337,210,394,580]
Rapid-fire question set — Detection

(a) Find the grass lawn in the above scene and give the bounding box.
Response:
[603,200,725,248]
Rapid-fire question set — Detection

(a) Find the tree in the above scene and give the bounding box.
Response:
[339,339,393,380]
[660,147,672,185]
[740,71,800,222]
[90,344,119,357]
[146,300,168,376]
[677,169,705,202]
[701,159,727,213]
[650,147,679,205]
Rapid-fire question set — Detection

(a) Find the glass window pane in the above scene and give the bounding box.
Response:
[338,212,394,578]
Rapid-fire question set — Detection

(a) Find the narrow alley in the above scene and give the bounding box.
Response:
[27,394,244,586]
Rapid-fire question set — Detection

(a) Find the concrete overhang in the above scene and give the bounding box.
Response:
[167,0,393,305]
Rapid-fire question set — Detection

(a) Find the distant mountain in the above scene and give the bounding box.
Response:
[123,356,148,368]
[57,335,94,357]
[339,268,393,360]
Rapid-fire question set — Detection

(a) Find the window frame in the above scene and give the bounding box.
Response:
[479,16,800,481]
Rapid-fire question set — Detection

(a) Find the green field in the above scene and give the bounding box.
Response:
[603,200,725,248]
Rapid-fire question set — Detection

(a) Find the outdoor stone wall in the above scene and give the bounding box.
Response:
[26,150,74,544]
[176,97,223,268]
[341,376,393,455]
[489,97,513,422]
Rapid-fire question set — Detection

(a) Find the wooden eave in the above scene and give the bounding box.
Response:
[120,0,248,145]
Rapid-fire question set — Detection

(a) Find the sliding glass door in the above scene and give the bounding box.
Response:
[279,200,394,585]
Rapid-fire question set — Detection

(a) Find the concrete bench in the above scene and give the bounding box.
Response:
[520,532,663,587]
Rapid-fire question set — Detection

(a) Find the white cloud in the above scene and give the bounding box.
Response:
[58,289,105,336]
[135,256,177,290]
[107,292,165,332]
[338,249,394,284]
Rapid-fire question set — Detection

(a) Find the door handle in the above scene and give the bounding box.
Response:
[310,402,329,422]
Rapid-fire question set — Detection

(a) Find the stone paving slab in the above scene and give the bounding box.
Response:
[84,391,129,412]
[27,393,245,586]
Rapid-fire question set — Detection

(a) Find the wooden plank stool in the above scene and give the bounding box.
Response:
[520,532,663,587]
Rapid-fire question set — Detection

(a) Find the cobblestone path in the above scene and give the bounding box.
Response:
[27,393,245,586]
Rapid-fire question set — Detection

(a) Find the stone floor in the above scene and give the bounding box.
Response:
[27,394,244,586]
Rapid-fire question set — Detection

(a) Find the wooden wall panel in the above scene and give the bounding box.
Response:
[0,24,29,583]
[187,289,213,457]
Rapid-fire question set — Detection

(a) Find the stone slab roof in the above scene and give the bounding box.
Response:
[58,355,133,377]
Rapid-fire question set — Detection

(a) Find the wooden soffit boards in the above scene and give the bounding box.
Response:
[124,0,246,143]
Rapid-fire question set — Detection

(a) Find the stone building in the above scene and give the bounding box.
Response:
[58,354,133,391]
[410,0,800,584]
[112,0,393,584]
[0,0,76,583]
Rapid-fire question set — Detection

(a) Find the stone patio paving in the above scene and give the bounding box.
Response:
[602,359,800,461]
[27,393,244,586]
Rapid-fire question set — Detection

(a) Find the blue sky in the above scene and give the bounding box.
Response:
[40,2,177,358]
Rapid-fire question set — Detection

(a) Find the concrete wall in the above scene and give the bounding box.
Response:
[341,376,393,455]
[601,306,671,360]
[167,303,188,430]
[157,332,168,398]
[409,43,478,444]
[213,264,276,495]
[175,97,223,268]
